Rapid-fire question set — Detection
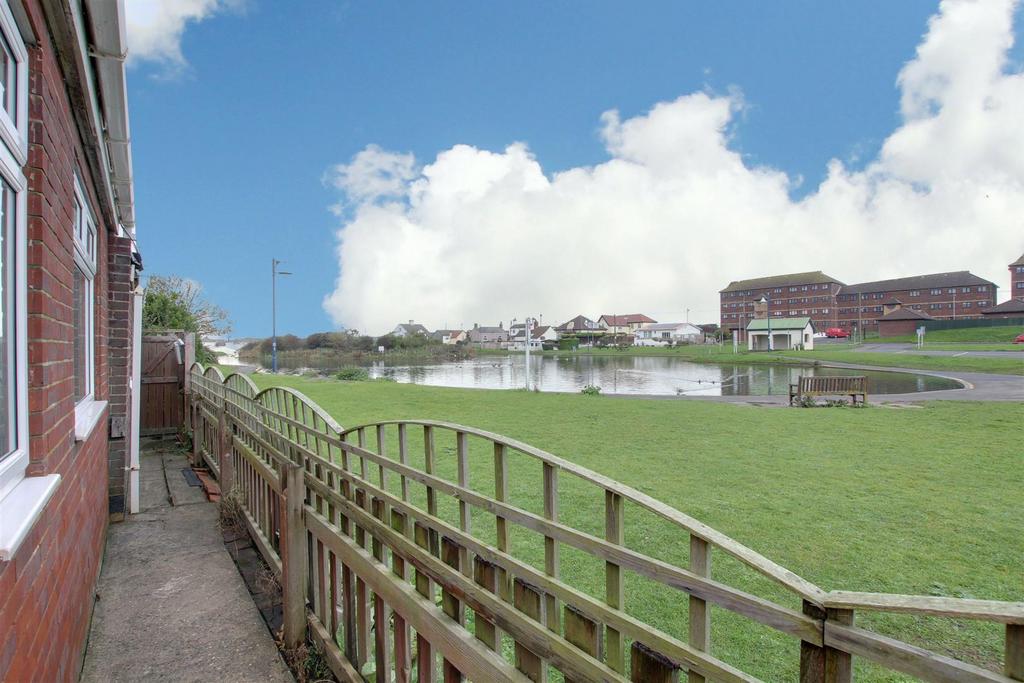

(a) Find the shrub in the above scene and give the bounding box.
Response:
[581,384,602,396]
[336,367,370,381]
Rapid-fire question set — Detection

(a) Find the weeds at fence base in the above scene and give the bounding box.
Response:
[581,384,602,395]
[217,490,244,532]
[279,639,333,683]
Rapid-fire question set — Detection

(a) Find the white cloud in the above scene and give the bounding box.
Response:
[323,0,1024,335]
[124,0,240,76]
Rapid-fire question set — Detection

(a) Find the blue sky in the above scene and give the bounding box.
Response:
[127,1,1023,336]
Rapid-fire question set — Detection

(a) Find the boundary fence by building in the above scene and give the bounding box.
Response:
[188,363,1023,683]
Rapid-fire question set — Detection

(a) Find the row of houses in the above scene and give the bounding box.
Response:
[720,252,1024,338]
[391,314,709,349]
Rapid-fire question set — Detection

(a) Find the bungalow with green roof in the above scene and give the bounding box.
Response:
[746,317,815,351]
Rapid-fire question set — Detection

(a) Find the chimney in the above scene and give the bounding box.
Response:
[474,323,479,330]
[409,319,414,325]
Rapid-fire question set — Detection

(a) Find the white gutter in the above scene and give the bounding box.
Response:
[82,0,134,234]
[128,286,143,512]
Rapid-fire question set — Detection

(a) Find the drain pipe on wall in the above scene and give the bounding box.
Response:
[128,286,143,513]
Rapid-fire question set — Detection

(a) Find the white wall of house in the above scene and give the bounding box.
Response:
[747,324,814,351]
[634,323,703,345]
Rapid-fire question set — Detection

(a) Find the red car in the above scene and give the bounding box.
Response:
[1014,334,1024,344]
[825,327,850,338]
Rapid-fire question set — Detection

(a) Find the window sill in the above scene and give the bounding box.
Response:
[0,474,61,561]
[74,399,108,442]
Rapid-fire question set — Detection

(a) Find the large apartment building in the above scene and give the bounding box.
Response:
[720,269,1000,335]
[836,271,997,330]
[719,271,844,338]
[1011,253,1024,300]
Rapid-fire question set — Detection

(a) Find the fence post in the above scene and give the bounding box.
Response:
[282,462,308,651]
[218,395,233,496]
[1008,624,1024,681]
[191,399,200,466]
[799,600,826,683]
[824,608,853,683]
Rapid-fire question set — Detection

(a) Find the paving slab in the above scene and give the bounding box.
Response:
[81,440,292,683]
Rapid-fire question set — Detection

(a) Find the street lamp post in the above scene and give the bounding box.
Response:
[524,316,532,392]
[271,258,292,373]
[759,295,772,351]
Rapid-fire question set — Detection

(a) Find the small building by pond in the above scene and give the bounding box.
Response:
[877,306,936,337]
[746,317,815,351]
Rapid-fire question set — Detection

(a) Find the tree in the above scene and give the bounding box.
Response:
[143,275,231,364]
[144,275,231,337]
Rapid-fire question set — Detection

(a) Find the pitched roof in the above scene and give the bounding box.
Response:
[431,329,464,338]
[1011,253,1024,267]
[395,323,429,335]
[840,271,995,295]
[720,271,843,293]
[879,308,935,321]
[599,314,656,325]
[474,326,506,334]
[746,317,813,331]
[981,299,1024,314]
[556,315,600,331]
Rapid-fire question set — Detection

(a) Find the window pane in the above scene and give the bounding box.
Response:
[0,30,15,123]
[1,180,15,456]
[73,264,88,402]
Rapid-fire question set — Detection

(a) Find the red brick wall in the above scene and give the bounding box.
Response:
[877,318,925,337]
[836,286,996,330]
[720,281,841,334]
[1011,263,1024,301]
[0,1,118,679]
[107,236,135,516]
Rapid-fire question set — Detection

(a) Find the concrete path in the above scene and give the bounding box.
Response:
[81,440,292,683]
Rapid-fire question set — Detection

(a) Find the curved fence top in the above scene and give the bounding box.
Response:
[255,385,344,435]
[224,371,258,397]
[341,418,824,602]
[203,365,226,383]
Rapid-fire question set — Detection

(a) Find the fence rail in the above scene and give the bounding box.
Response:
[186,363,1023,683]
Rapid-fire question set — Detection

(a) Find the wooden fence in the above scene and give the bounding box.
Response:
[187,363,1024,683]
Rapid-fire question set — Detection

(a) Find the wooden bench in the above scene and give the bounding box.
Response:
[789,375,868,405]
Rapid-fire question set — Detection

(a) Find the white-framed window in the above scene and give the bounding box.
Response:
[0,0,59,563]
[72,175,102,440]
[0,0,27,501]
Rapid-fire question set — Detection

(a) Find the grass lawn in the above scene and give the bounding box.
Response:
[241,373,1022,680]
[877,325,1024,344]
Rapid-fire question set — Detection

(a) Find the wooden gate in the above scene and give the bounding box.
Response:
[140,332,194,435]
[188,363,1024,683]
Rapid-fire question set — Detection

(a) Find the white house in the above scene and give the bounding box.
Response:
[432,329,467,345]
[634,322,704,346]
[392,321,430,337]
[746,317,815,351]
[508,324,559,350]
[597,314,656,335]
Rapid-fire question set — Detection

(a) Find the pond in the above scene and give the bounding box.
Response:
[267,354,962,397]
